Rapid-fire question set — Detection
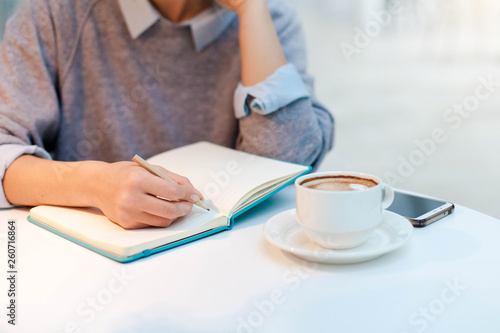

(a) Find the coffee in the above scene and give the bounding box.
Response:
[296,171,394,249]
[300,175,377,192]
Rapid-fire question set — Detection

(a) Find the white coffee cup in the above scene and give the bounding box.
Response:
[295,171,394,249]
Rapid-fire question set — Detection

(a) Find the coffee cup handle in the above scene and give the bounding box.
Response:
[381,183,394,209]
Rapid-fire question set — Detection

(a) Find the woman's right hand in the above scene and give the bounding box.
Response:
[95,161,204,229]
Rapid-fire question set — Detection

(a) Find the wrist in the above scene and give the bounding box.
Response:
[78,160,108,208]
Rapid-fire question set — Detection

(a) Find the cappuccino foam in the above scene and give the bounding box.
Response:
[301,175,378,191]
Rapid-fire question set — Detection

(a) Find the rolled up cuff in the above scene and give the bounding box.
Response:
[233,63,310,119]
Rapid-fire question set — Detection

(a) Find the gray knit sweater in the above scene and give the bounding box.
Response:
[0,0,334,207]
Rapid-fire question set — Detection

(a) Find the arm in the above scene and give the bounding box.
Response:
[217,0,286,86]
[218,0,334,168]
[4,156,203,229]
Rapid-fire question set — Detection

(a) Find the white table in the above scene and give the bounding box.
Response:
[0,185,499,333]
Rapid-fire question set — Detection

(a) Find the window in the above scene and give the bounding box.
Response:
[0,0,23,41]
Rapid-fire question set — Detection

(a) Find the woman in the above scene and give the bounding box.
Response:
[0,0,333,228]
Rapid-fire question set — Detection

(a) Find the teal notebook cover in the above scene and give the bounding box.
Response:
[27,166,311,263]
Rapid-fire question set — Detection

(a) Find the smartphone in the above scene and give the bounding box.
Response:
[386,190,454,227]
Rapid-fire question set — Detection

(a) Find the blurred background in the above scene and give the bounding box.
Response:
[1,0,499,218]
[0,0,20,39]
[286,0,500,219]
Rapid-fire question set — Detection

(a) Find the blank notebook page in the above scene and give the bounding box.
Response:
[147,142,307,215]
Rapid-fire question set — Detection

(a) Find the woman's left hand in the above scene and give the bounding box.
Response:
[215,0,264,14]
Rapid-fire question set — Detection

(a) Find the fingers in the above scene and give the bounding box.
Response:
[112,198,193,229]
[119,214,180,230]
[141,195,194,223]
[115,215,180,230]
[100,162,203,229]
[116,220,149,230]
[152,165,204,200]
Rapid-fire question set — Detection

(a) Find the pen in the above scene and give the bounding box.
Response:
[132,154,210,211]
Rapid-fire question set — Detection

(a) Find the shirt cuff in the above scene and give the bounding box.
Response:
[233,63,310,119]
[0,144,51,208]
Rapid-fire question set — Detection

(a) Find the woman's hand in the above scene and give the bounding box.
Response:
[215,0,263,14]
[214,0,246,12]
[95,161,204,229]
[5,156,203,230]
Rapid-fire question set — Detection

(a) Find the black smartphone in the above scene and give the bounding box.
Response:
[387,190,455,227]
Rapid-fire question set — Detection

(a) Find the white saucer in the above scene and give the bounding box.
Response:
[263,209,413,264]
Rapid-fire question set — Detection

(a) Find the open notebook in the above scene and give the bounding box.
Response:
[28,142,310,262]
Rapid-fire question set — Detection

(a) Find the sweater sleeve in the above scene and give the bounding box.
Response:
[0,1,60,207]
[235,1,334,170]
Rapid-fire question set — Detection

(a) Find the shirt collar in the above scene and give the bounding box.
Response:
[117,0,236,52]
